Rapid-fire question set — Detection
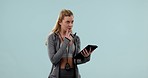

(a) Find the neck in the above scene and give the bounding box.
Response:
[60,30,66,36]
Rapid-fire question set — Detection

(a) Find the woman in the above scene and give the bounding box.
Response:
[46,9,92,78]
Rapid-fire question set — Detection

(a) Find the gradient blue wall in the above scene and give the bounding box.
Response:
[0,0,148,78]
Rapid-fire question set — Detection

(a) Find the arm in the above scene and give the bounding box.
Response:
[76,56,91,65]
[47,34,70,65]
[74,36,91,65]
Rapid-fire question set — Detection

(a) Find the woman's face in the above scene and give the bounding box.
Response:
[59,15,74,32]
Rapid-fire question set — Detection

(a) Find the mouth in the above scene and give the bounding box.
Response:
[68,28,72,30]
[67,28,72,32]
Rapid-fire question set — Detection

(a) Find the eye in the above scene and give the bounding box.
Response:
[66,21,70,24]
[71,20,74,24]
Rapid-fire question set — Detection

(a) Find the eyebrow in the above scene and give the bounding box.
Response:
[66,20,74,22]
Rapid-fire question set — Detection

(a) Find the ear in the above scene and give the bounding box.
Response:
[58,21,62,25]
[59,22,62,26]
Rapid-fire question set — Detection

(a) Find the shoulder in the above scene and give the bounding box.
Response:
[75,35,80,40]
[72,33,80,42]
[47,32,58,40]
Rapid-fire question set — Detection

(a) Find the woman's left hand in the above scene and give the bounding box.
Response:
[81,48,93,57]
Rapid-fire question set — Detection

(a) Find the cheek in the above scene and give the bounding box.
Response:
[62,23,68,27]
[61,25,67,30]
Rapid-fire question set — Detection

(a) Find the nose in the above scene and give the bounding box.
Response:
[69,22,73,27]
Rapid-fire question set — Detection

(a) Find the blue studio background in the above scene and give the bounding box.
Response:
[0,0,148,78]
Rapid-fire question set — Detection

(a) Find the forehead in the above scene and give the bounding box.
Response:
[63,16,74,21]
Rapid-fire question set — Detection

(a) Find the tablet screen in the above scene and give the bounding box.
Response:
[74,45,98,59]
[82,45,98,52]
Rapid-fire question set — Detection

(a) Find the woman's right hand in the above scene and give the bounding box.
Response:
[65,29,72,41]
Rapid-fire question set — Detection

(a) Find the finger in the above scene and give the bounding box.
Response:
[84,49,89,56]
[89,48,91,52]
[89,48,93,54]
[84,49,87,53]
[67,30,71,36]
[81,50,85,56]
[82,49,88,57]
[66,29,69,35]
[83,51,87,56]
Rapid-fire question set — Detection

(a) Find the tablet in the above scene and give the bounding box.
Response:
[83,45,98,52]
[74,45,98,59]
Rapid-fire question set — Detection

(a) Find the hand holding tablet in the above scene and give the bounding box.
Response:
[74,45,98,59]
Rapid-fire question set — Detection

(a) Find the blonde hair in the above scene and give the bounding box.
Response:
[45,9,74,45]
[52,9,74,33]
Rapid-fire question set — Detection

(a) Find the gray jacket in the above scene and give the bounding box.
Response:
[47,32,90,78]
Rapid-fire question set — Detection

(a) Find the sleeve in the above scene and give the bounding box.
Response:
[74,36,91,65]
[47,34,70,65]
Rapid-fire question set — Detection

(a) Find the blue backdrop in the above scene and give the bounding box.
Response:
[0,0,148,78]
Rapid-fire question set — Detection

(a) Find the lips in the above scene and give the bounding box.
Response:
[67,28,72,32]
[68,28,71,30]
[68,27,72,30]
